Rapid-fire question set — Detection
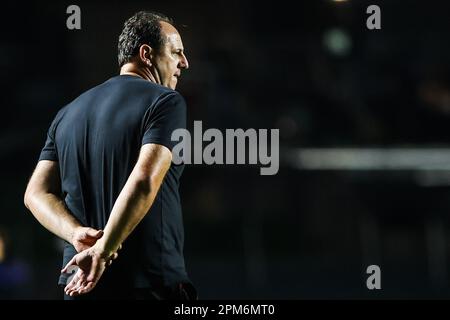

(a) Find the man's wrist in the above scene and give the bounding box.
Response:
[92,240,116,260]
[68,225,80,246]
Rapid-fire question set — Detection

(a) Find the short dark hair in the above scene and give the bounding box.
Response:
[117,11,174,67]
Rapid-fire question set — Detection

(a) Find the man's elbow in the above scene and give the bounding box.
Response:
[24,185,39,210]
[24,187,34,210]
[24,190,31,209]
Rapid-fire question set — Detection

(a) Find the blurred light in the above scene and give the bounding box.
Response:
[0,237,4,263]
[416,171,450,187]
[287,148,450,170]
[323,28,352,57]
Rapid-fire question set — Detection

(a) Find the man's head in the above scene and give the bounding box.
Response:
[118,11,189,89]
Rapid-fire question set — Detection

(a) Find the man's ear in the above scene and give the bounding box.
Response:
[139,44,153,67]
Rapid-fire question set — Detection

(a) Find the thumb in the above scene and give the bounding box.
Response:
[85,228,103,239]
[61,255,77,274]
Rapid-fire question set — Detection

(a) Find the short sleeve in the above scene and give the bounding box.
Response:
[142,92,187,151]
[38,117,59,162]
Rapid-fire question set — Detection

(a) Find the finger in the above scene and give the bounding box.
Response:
[64,272,80,294]
[105,252,118,267]
[69,288,81,297]
[71,278,93,297]
[70,283,88,296]
[67,282,82,296]
[78,282,95,295]
[61,255,77,274]
[67,278,83,296]
[67,273,88,296]
[64,280,75,295]
[65,268,87,294]
[85,228,103,239]
[73,277,84,292]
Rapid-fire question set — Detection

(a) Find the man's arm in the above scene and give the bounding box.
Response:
[24,160,103,252]
[95,143,172,256]
[62,143,172,296]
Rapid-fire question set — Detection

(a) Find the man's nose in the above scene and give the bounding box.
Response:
[180,53,189,69]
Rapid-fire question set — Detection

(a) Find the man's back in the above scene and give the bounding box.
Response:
[39,75,188,290]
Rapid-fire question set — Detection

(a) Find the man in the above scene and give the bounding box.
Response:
[24,11,195,300]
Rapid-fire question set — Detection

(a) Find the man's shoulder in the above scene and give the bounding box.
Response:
[130,78,182,102]
[74,75,170,96]
[61,76,184,116]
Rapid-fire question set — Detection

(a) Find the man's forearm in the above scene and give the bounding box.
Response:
[93,172,165,258]
[93,144,171,258]
[25,160,82,244]
[25,192,81,243]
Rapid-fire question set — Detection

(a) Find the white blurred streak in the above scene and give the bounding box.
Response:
[288,148,450,171]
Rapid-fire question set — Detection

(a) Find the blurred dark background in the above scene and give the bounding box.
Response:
[1,0,450,299]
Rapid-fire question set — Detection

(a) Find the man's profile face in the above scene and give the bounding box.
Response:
[152,21,189,90]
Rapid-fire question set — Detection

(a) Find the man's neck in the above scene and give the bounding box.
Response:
[120,63,156,83]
